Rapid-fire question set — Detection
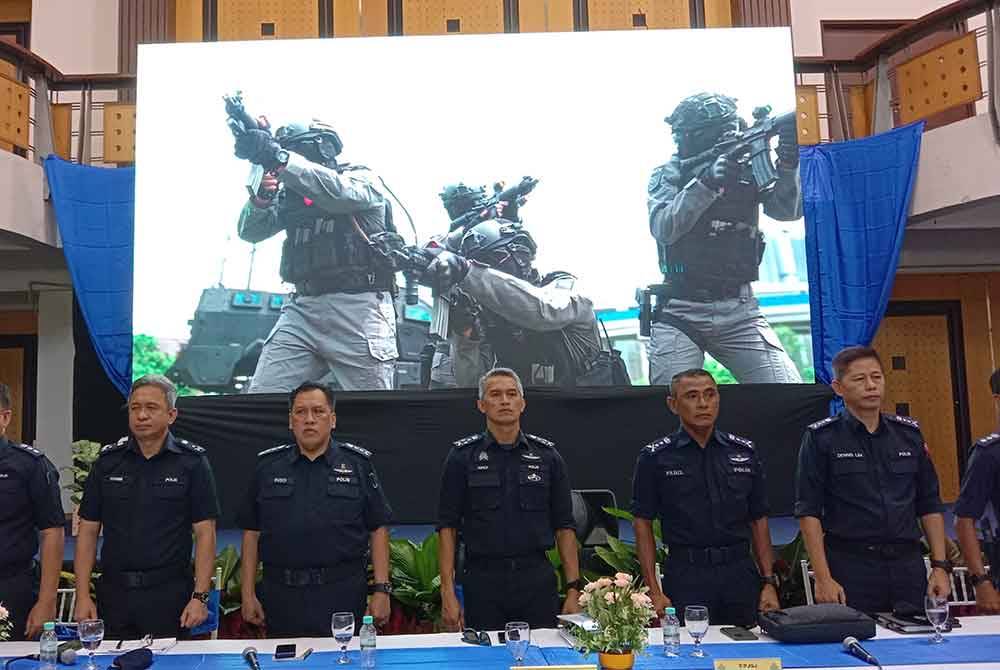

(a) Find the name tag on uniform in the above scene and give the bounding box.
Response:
[335,476,352,484]
[714,659,782,670]
[835,452,864,459]
[108,475,125,482]
[0,472,9,479]
[898,450,912,457]
[273,477,290,485]
[664,469,686,477]
[164,476,180,484]
[731,466,752,474]
[475,465,490,471]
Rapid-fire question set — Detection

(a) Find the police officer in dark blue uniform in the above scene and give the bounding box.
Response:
[954,368,1000,614]
[0,381,65,640]
[795,346,951,614]
[631,368,778,626]
[74,375,220,638]
[237,381,393,637]
[437,368,583,631]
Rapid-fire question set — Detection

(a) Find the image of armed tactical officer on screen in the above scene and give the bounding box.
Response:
[234,120,399,392]
[645,92,802,385]
[424,184,625,388]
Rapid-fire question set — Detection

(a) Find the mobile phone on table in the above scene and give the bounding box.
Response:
[720,626,759,641]
[274,643,297,660]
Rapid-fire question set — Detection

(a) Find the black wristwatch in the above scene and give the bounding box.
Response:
[371,582,393,595]
[970,571,992,588]
[565,579,586,593]
[930,559,954,574]
[191,591,210,604]
[760,575,779,588]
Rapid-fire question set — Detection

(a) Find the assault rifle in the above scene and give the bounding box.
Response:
[447,176,539,232]
[224,91,274,198]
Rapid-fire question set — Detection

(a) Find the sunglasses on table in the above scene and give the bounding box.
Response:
[461,628,492,646]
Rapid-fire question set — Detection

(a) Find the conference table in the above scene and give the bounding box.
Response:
[2,617,999,669]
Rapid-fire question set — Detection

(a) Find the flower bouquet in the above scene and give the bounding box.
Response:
[574,573,655,670]
[0,602,12,641]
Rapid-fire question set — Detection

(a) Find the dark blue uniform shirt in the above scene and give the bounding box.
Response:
[78,433,220,572]
[631,428,768,547]
[954,432,1000,522]
[794,411,944,543]
[437,431,574,559]
[0,436,65,570]
[236,438,392,568]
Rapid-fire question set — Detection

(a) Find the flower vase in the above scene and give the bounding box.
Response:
[598,651,635,669]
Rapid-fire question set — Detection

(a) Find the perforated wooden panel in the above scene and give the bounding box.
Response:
[518,0,574,32]
[587,1,689,31]
[897,31,981,125]
[174,0,204,41]
[0,60,15,79]
[218,0,319,40]
[848,83,872,139]
[51,103,73,160]
[0,74,29,150]
[333,0,389,36]
[403,0,504,35]
[871,314,961,501]
[103,104,137,164]
[703,0,733,27]
[794,85,820,146]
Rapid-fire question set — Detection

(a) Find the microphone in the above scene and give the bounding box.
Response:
[242,646,263,670]
[842,636,881,668]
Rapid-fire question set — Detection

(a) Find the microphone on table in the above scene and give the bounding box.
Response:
[242,646,263,670]
[842,636,882,668]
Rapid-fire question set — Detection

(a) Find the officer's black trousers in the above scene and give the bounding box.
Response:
[661,555,759,627]
[259,570,367,638]
[462,561,559,631]
[827,546,927,615]
[0,570,34,641]
[96,575,191,639]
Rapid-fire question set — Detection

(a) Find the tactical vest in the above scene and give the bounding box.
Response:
[276,186,396,292]
[660,176,763,288]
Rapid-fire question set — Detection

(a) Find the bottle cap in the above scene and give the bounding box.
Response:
[665,607,675,615]
[43,621,55,631]
[363,615,374,625]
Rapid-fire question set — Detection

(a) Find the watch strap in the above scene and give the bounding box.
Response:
[930,559,954,574]
[191,591,210,604]
[565,579,586,592]
[970,571,992,587]
[371,582,393,594]
[760,575,779,587]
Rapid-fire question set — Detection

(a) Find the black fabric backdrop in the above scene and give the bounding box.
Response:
[167,384,833,527]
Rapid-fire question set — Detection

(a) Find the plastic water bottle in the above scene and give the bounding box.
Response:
[662,607,680,657]
[39,621,59,669]
[360,614,376,668]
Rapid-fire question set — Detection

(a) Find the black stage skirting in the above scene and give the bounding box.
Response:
[171,384,833,527]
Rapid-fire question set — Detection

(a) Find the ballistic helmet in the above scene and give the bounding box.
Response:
[275,119,343,164]
[439,183,487,221]
[665,93,739,132]
[460,219,538,281]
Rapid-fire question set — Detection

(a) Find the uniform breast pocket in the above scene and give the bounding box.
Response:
[468,471,501,513]
[327,481,364,521]
[889,457,919,476]
[101,476,133,499]
[151,481,187,505]
[518,465,550,512]
[259,484,294,526]
[725,473,753,521]
[0,478,24,519]
[832,459,868,476]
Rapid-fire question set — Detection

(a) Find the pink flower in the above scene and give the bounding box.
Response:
[596,577,613,589]
[630,593,652,608]
[614,572,632,588]
[0,605,7,620]
[604,591,617,604]
[578,592,591,606]
[583,581,598,593]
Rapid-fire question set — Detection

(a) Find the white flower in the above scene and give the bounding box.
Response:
[604,591,617,604]
[0,604,8,620]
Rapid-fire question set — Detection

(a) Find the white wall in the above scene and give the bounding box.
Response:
[790,0,955,57]
[0,153,54,245]
[911,114,1000,217]
[35,289,75,507]
[30,0,119,74]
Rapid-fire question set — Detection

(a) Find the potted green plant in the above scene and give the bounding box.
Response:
[387,534,442,633]
[574,573,655,670]
[61,440,102,536]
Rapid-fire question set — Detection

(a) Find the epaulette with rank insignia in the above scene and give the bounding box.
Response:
[175,437,206,453]
[525,433,555,448]
[341,442,372,459]
[808,416,839,431]
[11,442,43,458]
[886,414,921,431]
[453,433,484,449]
[100,436,130,455]
[257,444,293,458]
[976,433,1000,448]
[644,436,672,453]
[725,433,754,450]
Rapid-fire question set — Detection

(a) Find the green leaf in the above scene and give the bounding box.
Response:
[601,506,635,523]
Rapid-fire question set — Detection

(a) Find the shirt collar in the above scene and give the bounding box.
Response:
[128,432,180,459]
[671,426,722,449]
[484,430,530,451]
[284,437,334,465]
[841,409,884,435]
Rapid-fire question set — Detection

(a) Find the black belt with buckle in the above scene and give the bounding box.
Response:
[102,564,190,589]
[294,273,393,297]
[667,542,751,566]
[825,536,922,560]
[466,553,549,572]
[264,561,365,587]
[654,280,745,304]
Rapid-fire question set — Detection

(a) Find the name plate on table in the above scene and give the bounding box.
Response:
[714,659,782,670]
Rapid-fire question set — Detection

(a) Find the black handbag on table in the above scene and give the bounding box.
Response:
[758,604,876,643]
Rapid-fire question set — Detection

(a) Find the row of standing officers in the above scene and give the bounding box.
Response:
[1,350,999,639]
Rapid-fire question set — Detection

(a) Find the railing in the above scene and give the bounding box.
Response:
[0,38,136,168]
[792,0,1000,145]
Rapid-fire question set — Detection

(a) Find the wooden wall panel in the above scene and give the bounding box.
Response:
[120,0,171,75]
[0,312,37,335]
[794,85,820,145]
[0,348,25,444]
[0,0,31,23]
[848,84,871,139]
[518,0,574,32]
[0,74,29,150]
[333,0,389,36]
[403,0,504,35]
[703,0,732,28]
[897,32,982,126]
[103,103,136,164]
[0,59,14,79]
[51,102,73,160]
[587,1,688,31]
[733,0,789,27]
[218,0,320,40]
[173,0,204,41]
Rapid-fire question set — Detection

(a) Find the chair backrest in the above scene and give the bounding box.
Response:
[55,588,76,623]
[800,559,816,605]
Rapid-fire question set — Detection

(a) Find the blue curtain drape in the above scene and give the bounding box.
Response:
[801,121,925,385]
[45,156,134,396]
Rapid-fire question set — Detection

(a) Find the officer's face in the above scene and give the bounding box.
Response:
[667,376,719,431]
[127,386,177,441]
[832,357,885,412]
[477,376,526,427]
[289,389,336,453]
[0,404,10,435]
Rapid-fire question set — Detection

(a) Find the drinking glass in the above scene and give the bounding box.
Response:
[78,618,105,670]
[505,621,530,665]
[332,611,356,664]
[924,594,949,644]
[684,605,710,658]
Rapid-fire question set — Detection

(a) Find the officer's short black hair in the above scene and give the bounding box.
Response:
[832,346,883,381]
[130,374,177,410]
[478,367,524,400]
[990,368,1000,395]
[668,368,716,397]
[0,382,10,411]
[289,381,336,412]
